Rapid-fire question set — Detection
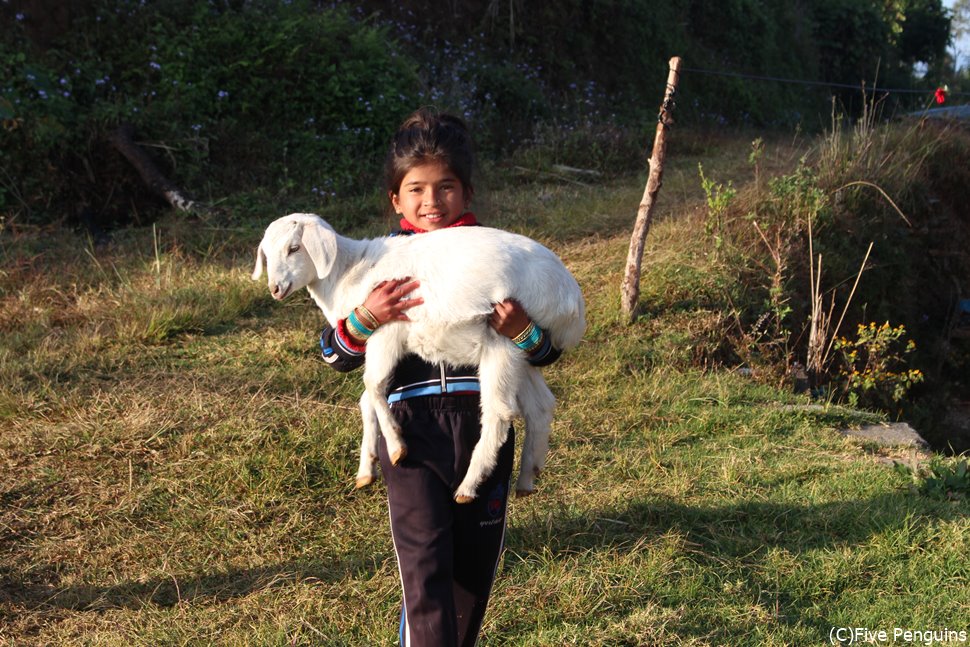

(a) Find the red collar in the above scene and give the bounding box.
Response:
[399,212,478,233]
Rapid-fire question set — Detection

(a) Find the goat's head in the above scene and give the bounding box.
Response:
[252,213,338,299]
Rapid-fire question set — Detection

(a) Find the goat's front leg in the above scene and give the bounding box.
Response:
[355,392,380,488]
[362,330,408,466]
[454,341,521,503]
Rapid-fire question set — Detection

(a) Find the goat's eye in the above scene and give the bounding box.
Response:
[288,244,300,254]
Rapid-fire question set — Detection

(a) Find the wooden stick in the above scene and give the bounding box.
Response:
[621,56,683,322]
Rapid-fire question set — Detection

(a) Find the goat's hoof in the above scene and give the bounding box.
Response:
[355,475,375,489]
[390,447,408,466]
[514,489,534,498]
[454,494,475,504]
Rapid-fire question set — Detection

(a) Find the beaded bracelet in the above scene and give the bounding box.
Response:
[512,321,544,353]
[355,305,381,330]
[347,309,376,340]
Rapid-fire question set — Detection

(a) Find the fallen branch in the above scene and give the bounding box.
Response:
[511,165,590,186]
[107,123,201,213]
[550,164,602,177]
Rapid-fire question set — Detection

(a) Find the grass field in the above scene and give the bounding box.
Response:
[1,131,968,645]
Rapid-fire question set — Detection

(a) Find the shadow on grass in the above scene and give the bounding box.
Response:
[3,490,963,623]
[504,490,967,638]
[0,551,387,613]
[509,491,967,557]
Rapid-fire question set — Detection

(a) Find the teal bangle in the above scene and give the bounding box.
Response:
[511,321,536,345]
[513,323,544,352]
[347,310,374,339]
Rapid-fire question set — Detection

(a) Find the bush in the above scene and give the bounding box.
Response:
[834,322,925,411]
[897,457,970,501]
[1,0,952,227]
[0,1,421,223]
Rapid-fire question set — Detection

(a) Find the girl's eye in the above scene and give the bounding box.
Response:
[288,244,300,254]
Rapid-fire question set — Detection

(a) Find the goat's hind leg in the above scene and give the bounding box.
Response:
[514,368,555,497]
[355,392,380,489]
[454,342,520,503]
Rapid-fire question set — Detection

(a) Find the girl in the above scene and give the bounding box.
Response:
[319,108,561,646]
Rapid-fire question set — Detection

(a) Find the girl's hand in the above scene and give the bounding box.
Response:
[362,278,424,325]
[489,299,531,339]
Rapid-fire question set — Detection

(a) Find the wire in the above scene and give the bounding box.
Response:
[681,65,970,99]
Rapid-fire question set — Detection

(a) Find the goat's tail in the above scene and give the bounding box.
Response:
[546,296,586,350]
[547,307,586,350]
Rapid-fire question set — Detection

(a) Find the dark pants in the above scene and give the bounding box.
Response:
[378,396,514,647]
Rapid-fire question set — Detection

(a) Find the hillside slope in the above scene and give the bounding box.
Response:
[1,132,967,645]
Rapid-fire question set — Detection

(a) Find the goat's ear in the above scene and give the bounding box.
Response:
[302,220,338,279]
[251,244,266,280]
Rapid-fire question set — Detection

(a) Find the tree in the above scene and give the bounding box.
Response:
[813,0,950,83]
[897,0,951,66]
[954,0,970,41]
[953,0,970,70]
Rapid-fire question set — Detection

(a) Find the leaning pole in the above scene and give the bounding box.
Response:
[620,56,682,322]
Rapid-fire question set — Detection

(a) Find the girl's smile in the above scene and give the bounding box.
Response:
[391,161,471,231]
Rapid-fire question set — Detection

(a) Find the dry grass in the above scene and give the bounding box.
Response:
[2,131,968,645]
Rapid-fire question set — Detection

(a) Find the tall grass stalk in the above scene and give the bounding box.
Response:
[153,223,162,288]
[817,92,945,204]
[820,241,873,370]
[805,202,875,382]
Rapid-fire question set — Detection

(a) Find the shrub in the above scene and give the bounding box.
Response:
[897,457,970,501]
[711,112,966,418]
[834,322,925,411]
[0,1,421,223]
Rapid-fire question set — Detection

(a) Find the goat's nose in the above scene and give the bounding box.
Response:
[272,284,281,296]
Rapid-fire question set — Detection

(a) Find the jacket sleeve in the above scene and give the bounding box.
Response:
[322,320,562,370]
[526,327,562,367]
[319,320,366,373]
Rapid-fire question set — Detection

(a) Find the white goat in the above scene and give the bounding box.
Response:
[252,213,586,502]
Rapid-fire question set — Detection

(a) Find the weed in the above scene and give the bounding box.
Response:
[698,163,737,253]
[748,137,765,189]
[834,322,925,411]
[896,458,970,501]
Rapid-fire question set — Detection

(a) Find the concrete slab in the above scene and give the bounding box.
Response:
[840,422,930,449]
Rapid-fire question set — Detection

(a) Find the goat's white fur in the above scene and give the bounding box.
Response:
[354,367,555,495]
[253,213,585,501]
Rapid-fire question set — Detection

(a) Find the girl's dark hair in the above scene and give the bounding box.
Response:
[384,107,475,197]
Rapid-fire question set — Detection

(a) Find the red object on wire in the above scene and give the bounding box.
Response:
[935,87,947,104]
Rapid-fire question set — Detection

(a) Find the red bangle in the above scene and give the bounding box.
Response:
[336,318,367,352]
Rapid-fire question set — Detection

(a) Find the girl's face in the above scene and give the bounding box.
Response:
[391,161,470,231]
